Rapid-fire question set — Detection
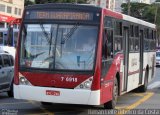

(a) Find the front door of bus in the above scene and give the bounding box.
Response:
[139,30,144,84]
[123,27,129,91]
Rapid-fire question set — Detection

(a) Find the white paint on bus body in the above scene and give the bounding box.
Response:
[122,14,156,29]
[14,85,101,105]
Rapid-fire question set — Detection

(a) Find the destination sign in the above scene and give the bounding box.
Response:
[26,11,94,21]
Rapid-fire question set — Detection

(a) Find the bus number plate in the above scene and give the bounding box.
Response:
[46,90,60,96]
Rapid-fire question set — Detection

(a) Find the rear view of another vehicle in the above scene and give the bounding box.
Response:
[156,51,160,67]
[0,52,14,97]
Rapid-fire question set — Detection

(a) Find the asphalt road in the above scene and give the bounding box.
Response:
[0,67,160,115]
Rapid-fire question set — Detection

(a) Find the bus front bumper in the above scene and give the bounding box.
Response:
[14,85,100,105]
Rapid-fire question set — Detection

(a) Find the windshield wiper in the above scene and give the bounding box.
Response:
[40,23,56,56]
[61,23,79,44]
[40,23,50,44]
[30,52,45,59]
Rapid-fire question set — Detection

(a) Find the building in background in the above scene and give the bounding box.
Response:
[0,0,24,28]
[88,0,151,12]
[87,0,115,11]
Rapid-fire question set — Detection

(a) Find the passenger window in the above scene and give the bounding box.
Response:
[102,29,113,59]
[114,37,122,53]
[3,55,11,67]
[101,29,113,78]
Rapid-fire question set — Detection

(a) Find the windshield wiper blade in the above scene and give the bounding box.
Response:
[30,52,45,59]
[61,23,79,44]
[40,23,50,44]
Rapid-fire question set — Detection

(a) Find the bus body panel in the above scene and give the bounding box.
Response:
[100,52,124,104]
[14,84,100,105]
[19,72,92,88]
[99,9,124,104]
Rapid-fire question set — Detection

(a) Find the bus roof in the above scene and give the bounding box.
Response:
[122,14,156,29]
[102,8,156,29]
[25,3,156,29]
[25,3,101,11]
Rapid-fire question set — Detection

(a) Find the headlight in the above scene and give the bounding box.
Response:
[75,76,93,90]
[84,81,91,88]
[19,74,32,86]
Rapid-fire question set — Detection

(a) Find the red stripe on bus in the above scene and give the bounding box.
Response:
[103,9,123,19]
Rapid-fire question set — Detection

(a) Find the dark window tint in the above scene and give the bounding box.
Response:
[129,38,134,51]
[154,31,156,39]
[130,25,134,37]
[102,29,113,59]
[135,26,139,37]
[114,37,122,53]
[3,55,11,67]
[135,38,139,51]
[104,17,113,28]
[144,28,149,39]
[144,39,149,51]
[115,21,122,36]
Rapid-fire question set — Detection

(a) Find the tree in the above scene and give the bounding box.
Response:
[121,2,160,46]
[143,4,157,23]
[155,0,160,46]
[25,0,34,6]
[121,3,151,21]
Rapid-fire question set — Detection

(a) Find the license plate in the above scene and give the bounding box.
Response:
[46,90,60,96]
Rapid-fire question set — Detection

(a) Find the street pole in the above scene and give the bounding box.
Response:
[128,0,131,15]
[75,0,77,3]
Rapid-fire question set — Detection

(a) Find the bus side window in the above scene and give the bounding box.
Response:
[102,29,113,59]
[101,29,113,78]
[102,29,107,59]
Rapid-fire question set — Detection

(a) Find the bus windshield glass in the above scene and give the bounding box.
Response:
[20,24,98,71]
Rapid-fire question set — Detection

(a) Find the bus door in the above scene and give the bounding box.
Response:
[139,30,144,84]
[101,28,114,101]
[122,27,129,91]
[101,28,114,77]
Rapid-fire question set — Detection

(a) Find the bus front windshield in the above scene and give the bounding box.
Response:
[20,24,98,71]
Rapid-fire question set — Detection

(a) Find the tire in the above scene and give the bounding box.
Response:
[138,70,148,92]
[7,80,14,97]
[104,78,118,109]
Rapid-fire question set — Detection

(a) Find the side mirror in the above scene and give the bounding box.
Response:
[0,66,2,69]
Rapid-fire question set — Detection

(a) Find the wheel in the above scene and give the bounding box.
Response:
[104,78,118,109]
[138,70,148,92]
[7,80,14,97]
